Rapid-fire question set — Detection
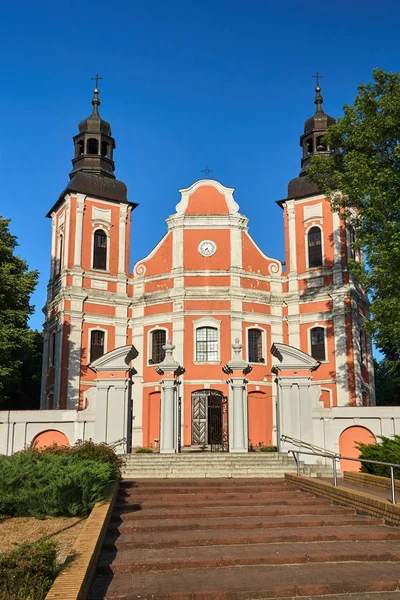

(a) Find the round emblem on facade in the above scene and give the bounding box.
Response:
[198,240,217,257]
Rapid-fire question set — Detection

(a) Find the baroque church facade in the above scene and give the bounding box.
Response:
[40,83,375,452]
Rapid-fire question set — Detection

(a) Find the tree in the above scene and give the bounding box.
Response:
[308,69,400,368]
[0,215,40,407]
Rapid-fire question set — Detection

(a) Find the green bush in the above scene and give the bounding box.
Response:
[40,440,125,478]
[259,446,278,452]
[358,435,400,479]
[0,451,115,518]
[135,447,153,453]
[0,539,57,600]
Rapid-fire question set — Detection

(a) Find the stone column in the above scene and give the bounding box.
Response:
[222,339,252,453]
[155,340,185,454]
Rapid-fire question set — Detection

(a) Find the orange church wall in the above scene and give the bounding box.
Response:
[83,303,115,316]
[184,186,229,215]
[137,233,172,277]
[242,232,274,276]
[294,199,334,274]
[240,277,270,292]
[184,300,231,312]
[183,315,231,380]
[80,200,120,274]
[339,426,376,472]
[142,390,161,448]
[248,391,273,448]
[299,321,335,380]
[242,302,271,315]
[144,303,173,316]
[299,299,332,314]
[144,278,173,293]
[183,230,230,271]
[184,276,230,287]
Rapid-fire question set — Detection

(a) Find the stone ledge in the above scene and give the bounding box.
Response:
[45,480,119,600]
[344,470,400,491]
[285,473,400,526]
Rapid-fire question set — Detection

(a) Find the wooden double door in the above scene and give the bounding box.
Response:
[191,390,228,451]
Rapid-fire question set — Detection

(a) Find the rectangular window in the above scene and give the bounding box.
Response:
[196,327,218,361]
[248,329,263,363]
[310,327,326,361]
[90,330,105,362]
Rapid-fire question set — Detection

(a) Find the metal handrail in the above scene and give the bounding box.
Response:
[287,447,400,505]
[280,434,337,457]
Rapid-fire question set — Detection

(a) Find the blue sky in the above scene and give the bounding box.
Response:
[1,0,399,333]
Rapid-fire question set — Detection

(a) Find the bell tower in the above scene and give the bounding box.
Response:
[41,81,137,411]
[278,78,375,408]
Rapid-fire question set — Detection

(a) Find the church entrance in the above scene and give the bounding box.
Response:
[191,390,228,451]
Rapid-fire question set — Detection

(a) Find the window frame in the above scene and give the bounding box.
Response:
[308,325,327,362]
[246,327,266,364]
[306,225,324,269]
[89,328,107,363]
[193,317,221,363]
[148,327,168,365]
[92,227,109,271]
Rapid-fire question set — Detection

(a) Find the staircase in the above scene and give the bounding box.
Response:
[121,452,332,479]
[89,478,400,599]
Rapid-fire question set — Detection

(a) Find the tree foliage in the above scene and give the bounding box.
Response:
[0,215,40,406]
[308,69,400,365]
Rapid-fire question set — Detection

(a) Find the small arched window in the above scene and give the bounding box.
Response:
[306,138,314,155]
[93,229,107,270]
[56,234,63,275]
[308,227,323,268]
[101,141,109,157]
[248,329,264,363]
[90,330,105,362]
[50,331,57,367]
[310,327,326,361]
[150,329,166,364]
[196,327,218,362]
[87,138,99,154]
[77,140,84,156]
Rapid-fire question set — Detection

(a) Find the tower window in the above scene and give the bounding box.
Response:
[56,234,63,276]
[248,329,264,363]
[150,329,166,364]
[196,327,218,362]
[50,331,56,367]
[308,226,323,268]
[316,136,326,151]
[101,141,109,157]
[310,327,326,361]
[306,138,314,155]
[87,138,99,154]
[90,330,105,362]
[93,229,107,270]
[76,140,84,157]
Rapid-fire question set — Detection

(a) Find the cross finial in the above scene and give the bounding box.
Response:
[91,73,103,91]
[201,165,213,178]
[312,72,323,88]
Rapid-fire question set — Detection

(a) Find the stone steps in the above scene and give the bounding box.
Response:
[88,478,400,600]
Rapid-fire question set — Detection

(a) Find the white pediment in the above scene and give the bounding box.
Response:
[271,343,320,372]
[90,345,139,373]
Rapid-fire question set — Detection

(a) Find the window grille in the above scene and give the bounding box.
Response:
[308,227,323,268]
[196,327,218,361]
[151,329,166,364]
[90,330,105,362]
[248,329,263,363]
[310,327,325,361]
[93,230,107,270]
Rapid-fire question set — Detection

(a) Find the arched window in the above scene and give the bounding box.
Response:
[87,138,99,154]
[50,331,56,367]
[93,229,107,270]
[150,329,166,364]
[306,138,313,155]
[316,136,326,151]
[248,329,264,363]
[101,141,109,157]
[90,330,105,362]
[196,327,218,362]
[310,327,326,361]
[76,140,84,157]
[56,234,63,275]
[308,227,323,268]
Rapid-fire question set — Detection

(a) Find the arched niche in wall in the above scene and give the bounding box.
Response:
[339,426,376,472]
[31,429,70,450]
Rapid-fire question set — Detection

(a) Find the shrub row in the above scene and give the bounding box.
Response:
[0,539,57,600]
[0,445,118,518]
[358,435,400,479]
[40,439,125,477]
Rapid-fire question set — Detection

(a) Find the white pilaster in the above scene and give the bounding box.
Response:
[332,211,343,286]
[332,294,350,406]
